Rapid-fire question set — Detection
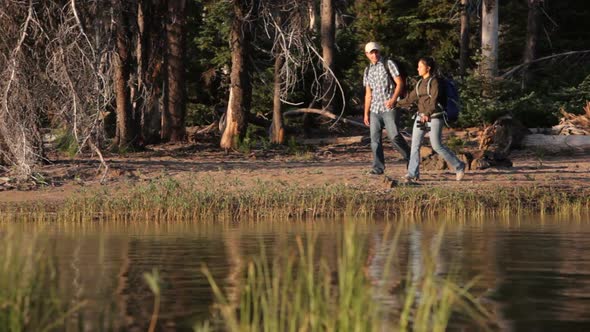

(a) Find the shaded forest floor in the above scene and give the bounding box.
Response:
[1,127,589,204]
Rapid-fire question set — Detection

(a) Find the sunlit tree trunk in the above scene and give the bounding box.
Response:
[321,0,335,113]
[523,0,542,87]
[220,0,253,150]
[460,0,470,76]
[162,0,187,142]
[271,52,285,144]
[481,0,499,78]
[112,0,137,148]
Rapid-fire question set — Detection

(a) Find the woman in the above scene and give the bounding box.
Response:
[397,57,465,182]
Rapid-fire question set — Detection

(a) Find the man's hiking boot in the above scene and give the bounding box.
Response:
[368,169,384,175]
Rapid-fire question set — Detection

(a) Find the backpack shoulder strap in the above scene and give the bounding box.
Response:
[415,78,423,97]
[382,57,394,82]
[426,77,434,97]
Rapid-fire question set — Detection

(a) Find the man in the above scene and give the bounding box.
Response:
[363,42,410,175]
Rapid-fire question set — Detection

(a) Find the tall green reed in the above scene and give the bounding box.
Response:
[201,222,493,332]
[0,230,82,332]
[2,179,588,222]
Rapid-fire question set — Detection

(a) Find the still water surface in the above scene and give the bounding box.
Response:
[6,215,590,331]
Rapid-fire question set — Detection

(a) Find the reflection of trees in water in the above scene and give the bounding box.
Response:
[223,229,244,311]
[52,235,130,330]
[114,237,228,331]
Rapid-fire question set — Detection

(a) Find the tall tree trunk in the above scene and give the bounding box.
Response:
[460,0,470,77]
[271,52,284,144]
[136,0,149,144]
[220,0,253,150]
[522,0,542,88]
[481,0,499,78]
[162,0,187,142]
[307,0,318,32]
[112,0,137,148]
[321,0,335,112]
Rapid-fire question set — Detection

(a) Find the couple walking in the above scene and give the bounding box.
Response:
[363,42,465,183]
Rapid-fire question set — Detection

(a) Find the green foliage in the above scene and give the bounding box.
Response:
[457,73,558,128]
[54,128,79,157]
[186,103,218,126]
[552,73,590,115]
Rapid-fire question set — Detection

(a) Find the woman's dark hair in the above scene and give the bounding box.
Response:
[418,56,437,75]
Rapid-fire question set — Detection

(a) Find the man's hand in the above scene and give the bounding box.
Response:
[385,98,396,110]
[420,114,430,123]
[364,114,370,126]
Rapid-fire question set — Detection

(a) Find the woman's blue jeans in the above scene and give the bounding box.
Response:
[407,116,465,179]
[369,109,410,172]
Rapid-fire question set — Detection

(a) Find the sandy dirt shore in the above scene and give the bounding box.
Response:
[1,133,588,204]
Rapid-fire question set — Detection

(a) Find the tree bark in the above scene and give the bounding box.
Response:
[220,0,253,150]
[459,0,470,77]
[321,0,335,113]
[112,0,137,148]
[271,52,285,144]
[162,0,187,142]
[522,0,542,87]
[481,0,499,78]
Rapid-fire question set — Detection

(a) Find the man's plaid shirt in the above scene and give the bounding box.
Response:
[363,58,401,113]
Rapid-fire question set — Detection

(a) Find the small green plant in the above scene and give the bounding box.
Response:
[446,135,466,154]
[144,269,162,332]
[54,128,79,157]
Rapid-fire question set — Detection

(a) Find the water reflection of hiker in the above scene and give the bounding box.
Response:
[397,57,465,182]
[363,42,410,175]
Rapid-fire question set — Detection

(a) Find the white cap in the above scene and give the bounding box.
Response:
[364,42,380,53]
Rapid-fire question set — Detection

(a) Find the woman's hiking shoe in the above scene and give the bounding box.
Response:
[401,174,418,184]
[368,169,384,175]
[456,170,465,181]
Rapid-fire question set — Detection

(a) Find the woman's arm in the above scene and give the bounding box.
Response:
[397,88,418,108]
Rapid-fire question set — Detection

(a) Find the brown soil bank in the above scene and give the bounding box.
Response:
[1,140,589,218]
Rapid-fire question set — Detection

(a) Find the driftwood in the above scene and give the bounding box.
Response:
[299,135,368,146]
[283,108,366,128]
[521,134,590,153]
[479,115,530,154]
[468,115,530,169]
[553,102,590,135]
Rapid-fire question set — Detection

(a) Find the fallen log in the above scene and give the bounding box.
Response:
[298,135,368,146]
[521,134,590,153]
[283,108,366,128]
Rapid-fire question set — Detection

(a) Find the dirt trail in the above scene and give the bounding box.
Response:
[1,138,588,204]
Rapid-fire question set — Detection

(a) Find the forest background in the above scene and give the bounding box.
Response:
[1,0,590,180]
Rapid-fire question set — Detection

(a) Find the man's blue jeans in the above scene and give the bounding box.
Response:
[407,116,465,179]
[370,108,410,173]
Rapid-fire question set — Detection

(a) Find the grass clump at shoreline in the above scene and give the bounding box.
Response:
[200,222,494,331]
[1,178,589,222]
[0,231,82,331]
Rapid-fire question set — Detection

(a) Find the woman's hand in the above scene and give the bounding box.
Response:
[420,114,430,123]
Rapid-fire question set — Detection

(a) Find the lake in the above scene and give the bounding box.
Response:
[4,214,590,331]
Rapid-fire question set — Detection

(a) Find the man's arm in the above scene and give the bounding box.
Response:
[364,85,372,126]
[386,75,405,109]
